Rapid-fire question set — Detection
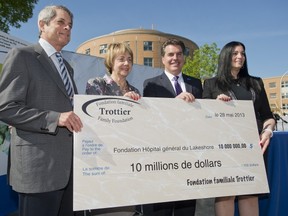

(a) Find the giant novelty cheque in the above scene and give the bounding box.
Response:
[73,95,268,211]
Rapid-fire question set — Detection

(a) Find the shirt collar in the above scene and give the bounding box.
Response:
[164,71,183,81]
[103,74,114,85]
[39,38,58,57]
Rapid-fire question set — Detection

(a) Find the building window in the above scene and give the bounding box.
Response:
[143,41,153,51]
[270,104,276,109]
[269,93,277,99]
[144,58,153,67]
[283,104,288,110]
[281,81,288,88]
[85,48,90,55]
[99,44,107,54]
[269,82,276,88]
[282,92,288,99]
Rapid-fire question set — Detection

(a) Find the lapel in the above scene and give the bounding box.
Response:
[160,73,176,96]
[34,44,71,98]
[183,74,193,94]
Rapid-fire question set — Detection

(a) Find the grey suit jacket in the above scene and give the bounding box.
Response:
[143,73,203,98]
[0,43,77,193]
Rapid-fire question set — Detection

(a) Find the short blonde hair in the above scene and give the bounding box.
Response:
[104,42,133,74]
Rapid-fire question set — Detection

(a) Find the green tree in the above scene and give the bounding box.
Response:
[183,43,220,81]
[0,0,38,33]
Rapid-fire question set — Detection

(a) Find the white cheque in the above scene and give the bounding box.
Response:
[73,95,268,211]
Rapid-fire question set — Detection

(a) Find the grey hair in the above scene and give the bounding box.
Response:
[38,5,73,37]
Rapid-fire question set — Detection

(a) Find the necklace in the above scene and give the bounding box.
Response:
[232,79,241,87]
[119,82,129,94]
[111,75,129,94]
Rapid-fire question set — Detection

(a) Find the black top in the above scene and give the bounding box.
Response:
[230,81,252,100]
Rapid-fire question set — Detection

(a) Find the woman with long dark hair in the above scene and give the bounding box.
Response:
[203,41,275,216]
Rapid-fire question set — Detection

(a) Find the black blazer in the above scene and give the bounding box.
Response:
[143,73,203,98]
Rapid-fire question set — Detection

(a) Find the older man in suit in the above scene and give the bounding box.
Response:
[0,5,83,216]
[141,38,203,216]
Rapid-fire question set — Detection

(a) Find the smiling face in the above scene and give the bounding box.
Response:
[231,45,246,73]
[39,8,72,51]
[162,44,185,76]
[112,52,133,78]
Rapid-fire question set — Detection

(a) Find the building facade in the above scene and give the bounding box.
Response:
[76,28,199,69]
[263,75,288,114]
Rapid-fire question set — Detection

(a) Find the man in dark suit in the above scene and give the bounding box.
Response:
[141,38,203,216]
[143,39,202,100]
[0,5,83,216]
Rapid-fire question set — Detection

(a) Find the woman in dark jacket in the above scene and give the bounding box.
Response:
[203,41,275,216]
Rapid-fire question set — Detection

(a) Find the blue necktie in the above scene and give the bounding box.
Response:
[173,76,183,95]
[55,52,74,102]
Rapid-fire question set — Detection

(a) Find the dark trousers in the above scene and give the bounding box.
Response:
[139,200,196,216]
[18,170,78,216]
[19,189,68,216]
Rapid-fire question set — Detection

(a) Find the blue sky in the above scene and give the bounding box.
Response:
[9,0,288,78]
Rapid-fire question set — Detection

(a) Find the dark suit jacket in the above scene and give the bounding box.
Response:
[143,73,203,98]
[0,43,77,193]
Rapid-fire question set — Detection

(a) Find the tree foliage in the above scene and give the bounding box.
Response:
[0,0,38,33]
[183,43,220,81]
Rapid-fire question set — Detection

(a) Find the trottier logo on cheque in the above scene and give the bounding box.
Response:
[82,97,140,123]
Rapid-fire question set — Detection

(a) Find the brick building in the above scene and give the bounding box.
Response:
[76,28,198,69]
[263,74,288,114]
